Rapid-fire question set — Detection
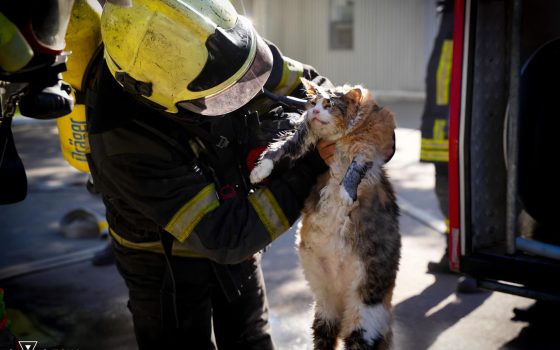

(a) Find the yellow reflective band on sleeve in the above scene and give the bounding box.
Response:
[436,40,453,106]
[109,229,206,258]
[248,188,290,240]
[164,184,220,243]
[274,56,304,96]
[246,56,303,114]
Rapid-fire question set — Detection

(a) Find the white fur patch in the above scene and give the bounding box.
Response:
[339,186,354,205]
[250,158,273,184]
[360,304,390,345]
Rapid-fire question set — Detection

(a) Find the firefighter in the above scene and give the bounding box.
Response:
[87,1,335,348]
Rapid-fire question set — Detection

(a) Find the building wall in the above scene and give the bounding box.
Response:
[233,0,440,99]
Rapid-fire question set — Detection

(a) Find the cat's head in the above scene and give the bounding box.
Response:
[300,78,364,139]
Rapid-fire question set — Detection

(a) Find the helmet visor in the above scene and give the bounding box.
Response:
[177,34,273,116]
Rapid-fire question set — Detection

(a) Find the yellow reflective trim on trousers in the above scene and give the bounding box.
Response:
[164,184,220,243]
[275,57,304,96]
[436,40,453,106]
[421,137,448,150]
[420,150,449,162]
[109,229,206,258]
[248,188,290,240]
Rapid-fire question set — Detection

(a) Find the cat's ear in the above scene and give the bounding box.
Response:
[300,77,319,97]
[343,87,362,104]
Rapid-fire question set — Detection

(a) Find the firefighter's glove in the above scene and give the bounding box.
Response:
[247,106,300,148]
[246,106,302,178]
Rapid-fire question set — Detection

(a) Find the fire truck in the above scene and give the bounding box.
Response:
[448,0,560,301]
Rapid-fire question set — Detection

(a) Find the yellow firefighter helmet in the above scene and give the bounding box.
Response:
[100,0,273,116]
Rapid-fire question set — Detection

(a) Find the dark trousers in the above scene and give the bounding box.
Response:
[112,242,275,350]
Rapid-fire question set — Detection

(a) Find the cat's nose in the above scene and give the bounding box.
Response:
[312,109,320,114]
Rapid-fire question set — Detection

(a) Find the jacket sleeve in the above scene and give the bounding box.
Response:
[264,41,334,102]
[89,120,326,265]
[186,151,326,264]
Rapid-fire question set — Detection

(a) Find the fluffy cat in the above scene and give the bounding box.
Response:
[250,78,401,349]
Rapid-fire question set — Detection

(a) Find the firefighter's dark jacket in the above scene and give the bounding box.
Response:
[87,46,328,265]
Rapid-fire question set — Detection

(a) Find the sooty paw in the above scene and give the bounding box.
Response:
[250,158,274,184]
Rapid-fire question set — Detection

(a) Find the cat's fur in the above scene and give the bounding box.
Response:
[250,79,401,349]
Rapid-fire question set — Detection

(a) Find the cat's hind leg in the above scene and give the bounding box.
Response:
[342,303,392,350]
[312,312,340,350]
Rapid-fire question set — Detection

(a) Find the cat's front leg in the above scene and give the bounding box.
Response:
[250,121,315,184]
[250,158,274,184]
[339,154,373,205]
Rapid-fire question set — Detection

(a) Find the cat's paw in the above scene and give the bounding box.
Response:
[339,186,355,205]
[250,159,274,184]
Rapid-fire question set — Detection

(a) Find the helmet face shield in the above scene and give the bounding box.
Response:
[178,34,273,116]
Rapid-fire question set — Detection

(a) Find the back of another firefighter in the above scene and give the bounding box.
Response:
[87,1,331,349]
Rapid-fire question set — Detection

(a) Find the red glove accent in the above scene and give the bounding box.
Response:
[246,146,267,172]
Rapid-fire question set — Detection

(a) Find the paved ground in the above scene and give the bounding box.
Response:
[1,101,557,350]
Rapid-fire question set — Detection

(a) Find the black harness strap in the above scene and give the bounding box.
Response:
[136,116,249,322]
[159,231,180,329]
[210,262,242,303]
[81,44,105,108]
[184,115,251,198]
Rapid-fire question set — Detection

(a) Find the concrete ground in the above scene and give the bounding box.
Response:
[1,100,556,350]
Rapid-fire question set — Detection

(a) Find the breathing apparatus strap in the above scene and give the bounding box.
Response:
[159,230,180,329]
